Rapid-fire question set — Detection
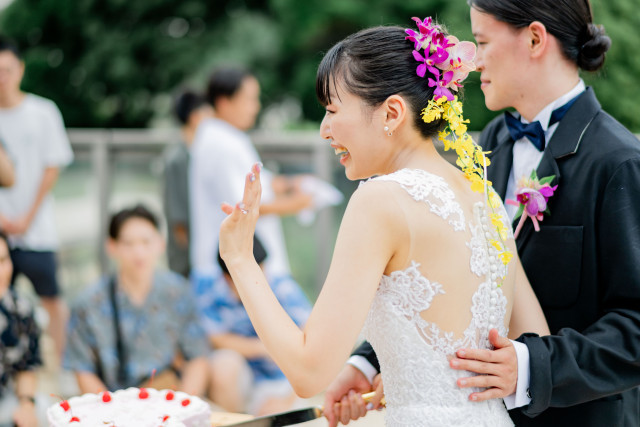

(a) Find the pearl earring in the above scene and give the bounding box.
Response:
[384,126,392,136]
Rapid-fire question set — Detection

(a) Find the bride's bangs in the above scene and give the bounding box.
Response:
[316,41,348,107]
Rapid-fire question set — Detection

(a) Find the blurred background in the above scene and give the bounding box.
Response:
[1,0,639,299]
[0,0,638,423]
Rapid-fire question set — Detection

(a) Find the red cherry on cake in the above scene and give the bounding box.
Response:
[139,388,149,399]
[70,416,80,422]
[102,391,112,403]
[181,398,190,407]
[162,415,170,422]
[165,391,175,401]
[60,400,70,412]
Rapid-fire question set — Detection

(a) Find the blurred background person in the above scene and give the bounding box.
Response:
[189,67,312,291]
[63,205,210,395]
[196,236,310,415]
[0,230,41,427]
[162,90,214,278]
[0,37,73,362]
[0,140,14,187]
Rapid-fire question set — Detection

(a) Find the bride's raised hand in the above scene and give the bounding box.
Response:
[219,162,262,266]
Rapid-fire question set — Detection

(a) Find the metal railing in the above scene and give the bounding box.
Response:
[66,128,640,292]
[67,128,338,287]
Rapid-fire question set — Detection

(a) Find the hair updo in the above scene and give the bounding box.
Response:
[316,26,448,139]
[579,23,611,72]
[468,0,610,72]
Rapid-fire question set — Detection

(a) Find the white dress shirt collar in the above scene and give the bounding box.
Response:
[504,79,586,220]
[521,79,586,130]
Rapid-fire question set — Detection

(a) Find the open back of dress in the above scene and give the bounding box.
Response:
[362,168,516,426]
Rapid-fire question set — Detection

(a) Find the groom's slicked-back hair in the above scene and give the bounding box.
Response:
[316,25,448,139]
[468,0,610,72]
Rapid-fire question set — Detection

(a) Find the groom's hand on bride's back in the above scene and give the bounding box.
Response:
[450,329,518,402]
[324,364,379,426]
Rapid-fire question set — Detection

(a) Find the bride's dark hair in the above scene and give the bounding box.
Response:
[316,26,448,139]
[468,0,611,72]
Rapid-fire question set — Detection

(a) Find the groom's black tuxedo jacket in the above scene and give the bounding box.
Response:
[353,88,640,426]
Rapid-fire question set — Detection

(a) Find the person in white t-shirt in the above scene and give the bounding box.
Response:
[0,38,73,362]
[0,139,14,187]
[189,67,311,289]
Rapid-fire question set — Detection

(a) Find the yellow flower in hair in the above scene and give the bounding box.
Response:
[456,155,474,170]
[421,97,448,123]
[440,133,456,151]
[454,123,468,137]
[498,224,510,241]
[488,189,502,209]
[458,136,476,158]
[489,239,502,251]
[470,177,485,193]
[422,106,442,123]
[490,213,510,240]
[449,97,463,114]
[499,251,513,265]
[490,213,504,228]
[481,153,491,167]
[423,94,512,274]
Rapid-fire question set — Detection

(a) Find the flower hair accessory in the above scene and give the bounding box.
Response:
[406,17,477,101]
[506,171,558,238]
[408,17,513,278]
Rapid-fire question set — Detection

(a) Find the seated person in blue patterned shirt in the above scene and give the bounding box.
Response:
[64,204,210,396]
[195,236,311,415]
[0,230,40,427]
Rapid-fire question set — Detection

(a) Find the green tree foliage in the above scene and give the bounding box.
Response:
[1,0,639,131]
[586,0,640,131]
[0,0,277,126]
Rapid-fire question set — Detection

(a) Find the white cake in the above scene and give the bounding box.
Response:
[47,388,211,427]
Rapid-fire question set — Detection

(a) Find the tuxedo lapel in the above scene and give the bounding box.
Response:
[546,87,601,161]
[515,87,601,247]
[486,122,513,200]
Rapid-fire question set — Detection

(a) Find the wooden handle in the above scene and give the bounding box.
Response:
[361,391,386,407]
[319,390,386,417]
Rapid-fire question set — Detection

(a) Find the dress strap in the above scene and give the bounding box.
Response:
[368,169,466,232]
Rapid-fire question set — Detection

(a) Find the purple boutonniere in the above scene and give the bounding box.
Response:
[506,171,557,239]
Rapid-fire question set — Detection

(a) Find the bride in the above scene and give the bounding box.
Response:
[218,18,549,426]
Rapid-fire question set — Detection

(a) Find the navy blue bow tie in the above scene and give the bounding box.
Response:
[505,95,580,151]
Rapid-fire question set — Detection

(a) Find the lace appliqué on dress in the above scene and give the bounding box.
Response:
[467,202,510,280]
[368,169,466,231]
[363,261,512,426]
[361,168,514,426]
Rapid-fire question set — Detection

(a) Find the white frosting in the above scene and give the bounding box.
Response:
[47,388,211,427]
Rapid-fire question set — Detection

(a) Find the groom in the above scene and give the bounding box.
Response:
[324,1,640,426]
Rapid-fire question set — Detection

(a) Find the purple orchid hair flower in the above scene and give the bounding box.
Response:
[428,71,455,101]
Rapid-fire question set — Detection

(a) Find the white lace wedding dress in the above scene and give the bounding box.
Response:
[362,168,515,426]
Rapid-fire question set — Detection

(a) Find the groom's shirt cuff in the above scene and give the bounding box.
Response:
[347,355,377,385]
[503,339,532,409]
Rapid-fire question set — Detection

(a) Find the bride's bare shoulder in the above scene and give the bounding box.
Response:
[347,178,409,211]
